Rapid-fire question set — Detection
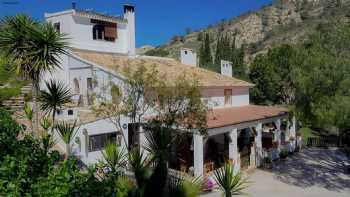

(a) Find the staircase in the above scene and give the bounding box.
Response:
[1,84,32,112]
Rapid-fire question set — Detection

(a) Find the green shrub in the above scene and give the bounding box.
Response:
[144,48,170,57]
[263,156,272,164]
[279,149,289,159]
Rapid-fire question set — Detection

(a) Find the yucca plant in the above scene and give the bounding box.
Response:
[54,120,78,158]
[0,15,68,137]
[143,121,175,197]
[128,148,151,188]
[40,79,72,126]
[214,163,249,197]
[101,143,127,178]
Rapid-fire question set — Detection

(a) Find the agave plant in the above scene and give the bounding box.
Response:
[24,103,33,133]
[40,79,72,126]
[214,163,249,197]
[101,143,127,178]
[169,174,203,197]
[54,120,78,158]
[40,116,52,133]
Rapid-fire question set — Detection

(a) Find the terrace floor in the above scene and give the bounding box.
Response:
[202,148,350,197]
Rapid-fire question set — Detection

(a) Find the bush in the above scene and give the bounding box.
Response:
[263,156,272,164]
[144,48,170,57]
[279,149,289,159]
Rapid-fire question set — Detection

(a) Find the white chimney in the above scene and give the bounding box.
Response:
[180,48,197,66]
[221,60,232,77]
[124,4,136,56]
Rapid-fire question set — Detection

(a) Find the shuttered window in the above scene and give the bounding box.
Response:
[224,89,232,105]
[91,19,117,42]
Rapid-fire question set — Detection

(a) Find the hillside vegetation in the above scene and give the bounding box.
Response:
[142,0,350,63]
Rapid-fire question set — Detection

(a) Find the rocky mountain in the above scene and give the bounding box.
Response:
[144,0,350,63]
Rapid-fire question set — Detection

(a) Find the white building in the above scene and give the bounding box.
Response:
[43,4,300,176]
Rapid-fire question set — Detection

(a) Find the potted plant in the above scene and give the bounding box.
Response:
[279,149,289,160]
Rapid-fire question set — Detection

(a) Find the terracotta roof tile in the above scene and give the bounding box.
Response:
[71,49,254,88]
[207,105,288,129]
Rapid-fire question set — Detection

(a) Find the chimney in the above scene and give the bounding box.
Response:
[220,60,233,77]
[180,48,197,66]
[124,4,136,56]
[72,2,76,9]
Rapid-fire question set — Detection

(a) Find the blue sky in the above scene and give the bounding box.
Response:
[0,0,272,47]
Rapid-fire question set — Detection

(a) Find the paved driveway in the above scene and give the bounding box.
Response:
[202,148,350,197]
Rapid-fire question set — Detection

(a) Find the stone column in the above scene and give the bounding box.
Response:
[193,133,204,177]
[290,116,297,151]
[275,119,281,152]
[138,125,149,157]
[82,129,89,158]
[229,128,240,172]
[255,123,263,167]
[290,116,296,139]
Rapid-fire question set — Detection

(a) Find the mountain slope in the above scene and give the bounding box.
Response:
[143,0,350,63]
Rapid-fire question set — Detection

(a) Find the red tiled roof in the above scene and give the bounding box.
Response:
[207,105,288,129]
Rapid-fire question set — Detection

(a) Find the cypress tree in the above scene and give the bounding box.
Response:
[199,33,212,67]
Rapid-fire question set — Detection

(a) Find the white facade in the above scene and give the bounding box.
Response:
[201,87,250,108]
[180,48,197,66]
[41,6,298,174]
[45,5,135,54]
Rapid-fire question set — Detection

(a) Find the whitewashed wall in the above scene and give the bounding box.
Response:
[71,117,129,166]
[70,16,128,54]
[46,12,129,54]
[201,87,250,108]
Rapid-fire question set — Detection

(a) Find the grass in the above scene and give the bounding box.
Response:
[300,127,320,145]
[300,128,319,139]
[0,55,27,102]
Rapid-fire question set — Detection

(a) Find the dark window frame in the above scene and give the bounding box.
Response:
[54,22,60,33]
[89,132,117,152]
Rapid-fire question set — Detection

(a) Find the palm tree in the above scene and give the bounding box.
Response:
[55,121,78,158]
[214,163,249,197]
[40,79,71,126]
[0,14,67,137]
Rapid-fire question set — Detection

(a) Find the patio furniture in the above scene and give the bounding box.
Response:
[204,162,214,174]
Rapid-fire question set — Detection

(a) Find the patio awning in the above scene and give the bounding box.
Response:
[207,105,288,129]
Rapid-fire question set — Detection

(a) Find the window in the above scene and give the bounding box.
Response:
[73,78,80,94]
[93,24,104,40]
[68,109,74,115]
[87,78,93,91]
[184,50,188,55]
[224,89,232,105]
[89,132,117,152]
[54,22,60,33]
[91,19,117,42]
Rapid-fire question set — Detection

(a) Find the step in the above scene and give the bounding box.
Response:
[2,99,24,103]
